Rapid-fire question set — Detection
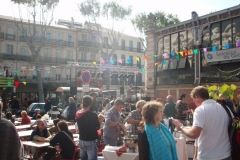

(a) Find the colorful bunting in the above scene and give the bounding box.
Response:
[236,42,240,47]
[169,58,173,62]
[142,67,146,72]
[185,50,189,55]
[23,70,26,73]
[171,52,175,56]
[155,63,159,66]
[127,58,131,63]
[76,63,79,66]
[162,53,168,58]
[102,61,106,64]
[162,60,166,65]
[153,54,158,58]
[118,59,122,64]
[135,70,138,75]
[136,57,140,62]
[93,62,96,65]
[148,65,153,68]
[29,68,34,71]
[23,82,27,85]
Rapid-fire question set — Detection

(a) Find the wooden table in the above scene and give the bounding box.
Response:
[22,141,50,159]
[16,124,31,130]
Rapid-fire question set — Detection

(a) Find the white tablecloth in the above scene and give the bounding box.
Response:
[103,146,138,160]
[175,137,188,160]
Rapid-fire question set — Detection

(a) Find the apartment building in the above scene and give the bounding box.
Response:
[0,15,145,102]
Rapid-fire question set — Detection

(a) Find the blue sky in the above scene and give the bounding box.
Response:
[1,0,239,36]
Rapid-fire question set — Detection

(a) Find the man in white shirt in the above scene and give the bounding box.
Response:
[173,86,231,160]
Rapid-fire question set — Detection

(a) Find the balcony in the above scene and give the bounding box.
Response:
[0,32,4,39]
[0,53,32,61]
[6,34,15,41]
[19,36,74,47]
[78,40,144,53]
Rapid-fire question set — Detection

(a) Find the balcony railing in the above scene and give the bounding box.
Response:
[6,34,15,40]
[78,40,144,53]
[0,53,32,61]
[19,36,74,47]
[0,32,4,39]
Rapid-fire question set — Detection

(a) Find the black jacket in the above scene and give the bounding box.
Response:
[68,102,76,121]
[76,111,100,141]
[138,130,150,160]
[30,127,49,141]
[50,131,75,159]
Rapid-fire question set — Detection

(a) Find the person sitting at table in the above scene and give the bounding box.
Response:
[21,111,31,124]
[48,118,60,135]
[43,120,76,160]
[6,111,15,124]
[32,109,40,120]
[138,101,178,160]
[30,120,51,142]
[30,114,47,128]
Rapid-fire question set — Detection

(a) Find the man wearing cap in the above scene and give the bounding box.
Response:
[103,98,127,146]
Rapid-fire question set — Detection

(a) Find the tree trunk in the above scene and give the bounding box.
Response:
[34,53,44,102]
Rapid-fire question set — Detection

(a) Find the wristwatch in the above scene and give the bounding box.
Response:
[180,125,184,131]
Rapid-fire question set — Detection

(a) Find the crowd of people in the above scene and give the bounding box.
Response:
[0,85,239,160]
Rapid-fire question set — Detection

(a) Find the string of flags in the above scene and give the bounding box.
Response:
[153,41,240,66]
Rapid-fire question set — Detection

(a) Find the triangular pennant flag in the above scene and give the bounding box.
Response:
[23,82,27,85]
[225,44,230,49]
[118,59,122,64]
[76,63,79,66]
[171,52,175,56]
[162,60,166,65]
[148,65,153,68]
[135,70,138,75]
[127,58,131,63]
[169,58,173,62]
[155,63,159,66]
[185,50,189,55]
[203,48,207,52]
[194,49,199,54]
[110,60,114,64]
[162,53,168,58]
[29,68,34,71]
[179,52,183,56]
[144,55,148,61]
[212,46,217,51]
[15,71,19,75]
[136,57,140,62]
[176,55,180,61]
[14,81,19,87]
[93,62,96,65]
[142,67,146,72]
[102,61,106,64]
[153,54,158,58]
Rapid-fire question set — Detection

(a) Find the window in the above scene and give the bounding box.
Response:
[56,50,62,63]
[7,26,14,34]
[56,68,61,80]
[45,48,51,62]
[91,35,96,43]
[82,34,87,41]
[81,53,86,61]
[22,29,28,36]
[6,44,13,54]
[35,30,40,37]
[90,53,95,61]
[137,42,141,52]
[121,39,125,50]
[46,32,51,39]
[129,41,133,51]
[66,69,70,80]
[121,54,125,65]
[44,67,50,78]
[67,51,73,61]
[136,57,141,68]
[129,55,133,66]
[68,35,72,42]
[20,46,28,56]
[57,34,62,40]
[136,73,142,85]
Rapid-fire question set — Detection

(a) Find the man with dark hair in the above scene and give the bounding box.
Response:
[164,95,176,133]
[49,118,60,135]
[103,98,127,146]
[176,94,191,126]
[173,86,231,160]
[10,96,20,115]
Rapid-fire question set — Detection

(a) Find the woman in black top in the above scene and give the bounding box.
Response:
[6,111,15,124]
[43,120,75,160]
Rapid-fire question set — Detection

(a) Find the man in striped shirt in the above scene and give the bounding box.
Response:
[176,94,191,126]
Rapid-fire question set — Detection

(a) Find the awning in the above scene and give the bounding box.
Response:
[55,87,100,93]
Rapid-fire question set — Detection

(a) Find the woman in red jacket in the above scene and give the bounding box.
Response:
[21,111,31,124]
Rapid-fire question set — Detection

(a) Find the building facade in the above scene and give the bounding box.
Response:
[0,15,145,104]
[145,5,240,104]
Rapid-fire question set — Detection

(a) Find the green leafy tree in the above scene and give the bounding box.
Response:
[11,0,59,102]
[78,0,132,90]
[131,11,180,49]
